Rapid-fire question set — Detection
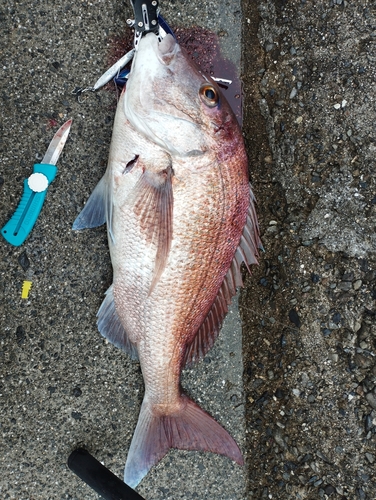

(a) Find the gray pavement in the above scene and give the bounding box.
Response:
[0,1,245,499]
[2,1,376,499]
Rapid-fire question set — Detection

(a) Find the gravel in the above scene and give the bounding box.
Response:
[242,0,376,498]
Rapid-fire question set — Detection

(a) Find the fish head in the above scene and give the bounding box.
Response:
[124,33,240,158]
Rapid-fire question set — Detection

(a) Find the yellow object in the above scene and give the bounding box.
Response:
[21,280,32,299]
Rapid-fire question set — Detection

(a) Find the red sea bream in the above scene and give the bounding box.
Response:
[73,32,262,487]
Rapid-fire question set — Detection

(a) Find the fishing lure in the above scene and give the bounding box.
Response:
[72,12,175,101]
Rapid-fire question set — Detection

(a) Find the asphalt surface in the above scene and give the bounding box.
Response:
[1,1,375,500]
[242,1,376,499]
[0,1,245,499]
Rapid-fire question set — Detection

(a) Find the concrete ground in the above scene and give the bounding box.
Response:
[1,1,375,500]
[0,1,245,499]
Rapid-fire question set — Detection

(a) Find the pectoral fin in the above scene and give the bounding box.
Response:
[131,166,174,294]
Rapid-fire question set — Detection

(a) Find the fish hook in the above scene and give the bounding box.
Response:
[71,86,96,104]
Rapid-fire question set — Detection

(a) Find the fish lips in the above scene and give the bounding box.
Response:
[134,33,179,70]
[156,33,179,65]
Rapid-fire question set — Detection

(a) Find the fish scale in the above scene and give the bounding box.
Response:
[73,32,261,488]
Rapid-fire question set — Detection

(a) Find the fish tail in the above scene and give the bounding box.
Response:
[124,393,243,488]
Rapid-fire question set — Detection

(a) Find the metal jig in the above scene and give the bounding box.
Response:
[72,48,135,102]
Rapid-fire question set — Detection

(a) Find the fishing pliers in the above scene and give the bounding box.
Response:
[127,0,162,49]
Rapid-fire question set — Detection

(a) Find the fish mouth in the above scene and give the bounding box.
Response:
[155,34,179,65]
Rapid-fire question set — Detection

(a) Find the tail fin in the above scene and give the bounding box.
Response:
[124,393,243,488]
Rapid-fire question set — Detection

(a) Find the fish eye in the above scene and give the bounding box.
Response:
[199,84,219,107]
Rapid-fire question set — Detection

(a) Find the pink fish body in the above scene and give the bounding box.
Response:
[73,33,261,487]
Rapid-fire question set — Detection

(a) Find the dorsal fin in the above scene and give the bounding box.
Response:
[183,286,229,366]
[184,187,262,366]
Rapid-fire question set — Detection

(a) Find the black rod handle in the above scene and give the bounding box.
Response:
[67,448,146,500]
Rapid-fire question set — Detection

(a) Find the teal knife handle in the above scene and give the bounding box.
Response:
[1,164,58,246]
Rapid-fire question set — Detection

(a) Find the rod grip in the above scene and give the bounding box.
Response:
[67,448,146,500]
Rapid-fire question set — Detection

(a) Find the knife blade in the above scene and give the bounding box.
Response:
[1,119,72,246]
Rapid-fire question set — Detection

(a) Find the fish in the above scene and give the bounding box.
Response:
[73,32,262,488]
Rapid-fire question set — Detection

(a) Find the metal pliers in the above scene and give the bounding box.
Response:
[127,0,162,49]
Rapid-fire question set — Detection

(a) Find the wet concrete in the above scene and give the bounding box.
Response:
[241,1,376,498]
[0,1,246,499]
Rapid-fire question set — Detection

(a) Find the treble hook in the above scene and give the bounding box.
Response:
[72,86,96,103]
